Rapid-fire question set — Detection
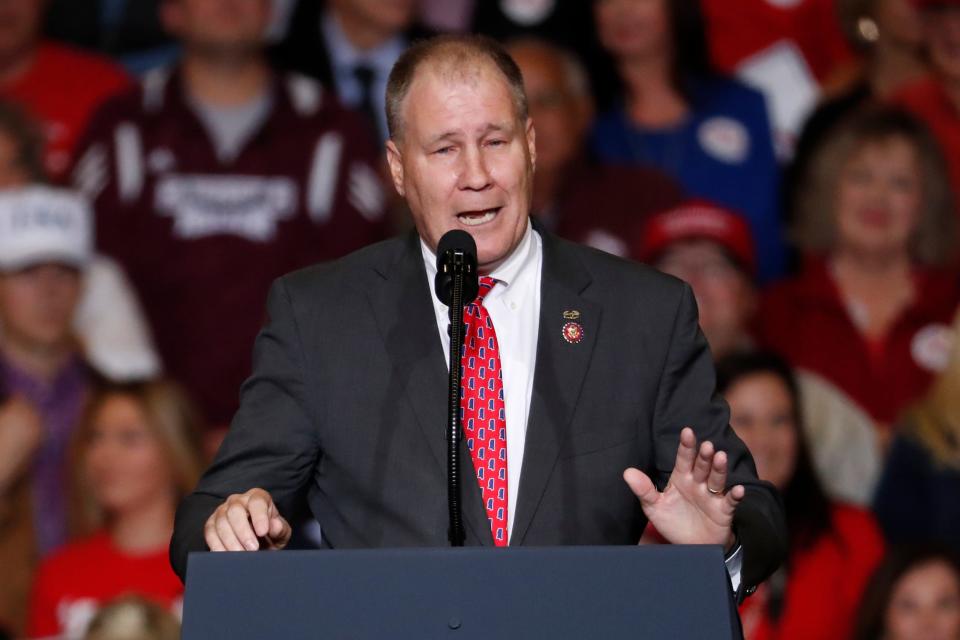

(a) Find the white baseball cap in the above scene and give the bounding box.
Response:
[0,185,93,271]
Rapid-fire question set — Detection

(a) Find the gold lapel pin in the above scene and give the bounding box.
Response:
[562,310,581,320]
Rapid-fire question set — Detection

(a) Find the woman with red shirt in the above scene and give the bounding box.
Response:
[717,352,885,640]
[758,107,958,437]
[27,379,204,640]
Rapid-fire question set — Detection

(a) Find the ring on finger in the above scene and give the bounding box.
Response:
[707,487,723,495]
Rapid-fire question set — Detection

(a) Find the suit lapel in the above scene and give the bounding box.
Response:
[367,233,490,545]
[511,234,601,545]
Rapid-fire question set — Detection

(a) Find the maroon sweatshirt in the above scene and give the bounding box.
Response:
[72,67,391,426]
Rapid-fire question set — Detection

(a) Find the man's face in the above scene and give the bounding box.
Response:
[329,0,416,41]
[0,0,45,63]
[655,240,756,358]
[924,5,960,82]
[510,45,590,176]
[162,0,269,55]
[0,263,82,351]
[386,63,536,272]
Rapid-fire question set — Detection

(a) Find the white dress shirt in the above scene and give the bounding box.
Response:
[419,222,743,593]
[421,221,542,540]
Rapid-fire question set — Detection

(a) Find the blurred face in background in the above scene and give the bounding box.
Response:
[0,0,45,67]
[328,0,416,43]
[724,372,798,491]
[161,0,269,58]
[595,0,671,62]
[656,240,756,359]
[386,62,536,272]
[509,43,591,177]
[833,136,923,260]
[885,560,960,640]
[84,394,175,517]
[923,5,960,82]
[0,263,81,352]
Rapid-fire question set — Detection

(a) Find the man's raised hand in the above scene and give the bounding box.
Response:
[204,488,291,552]
[624,427,744,549]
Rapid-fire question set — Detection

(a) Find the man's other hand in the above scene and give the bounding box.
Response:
[204,488,292,552]
[623,427,743,550]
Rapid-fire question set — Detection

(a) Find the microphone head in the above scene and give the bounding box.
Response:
[434,230,479,306]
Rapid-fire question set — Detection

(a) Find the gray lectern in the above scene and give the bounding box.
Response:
[181,546,740,639]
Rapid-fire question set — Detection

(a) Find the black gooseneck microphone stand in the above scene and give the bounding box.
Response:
[434,230,479,547]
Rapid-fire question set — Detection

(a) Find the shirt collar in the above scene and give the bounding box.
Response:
[420,219,536,293]
[322,8,407,76]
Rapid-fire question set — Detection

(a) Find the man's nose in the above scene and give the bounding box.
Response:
[458,147,493,191]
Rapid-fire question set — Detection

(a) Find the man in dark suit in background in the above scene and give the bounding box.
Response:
[171,34,786,599]
[270,0,430,143]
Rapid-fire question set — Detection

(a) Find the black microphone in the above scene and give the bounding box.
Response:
[435,230,479,306]
[433,229,478,547]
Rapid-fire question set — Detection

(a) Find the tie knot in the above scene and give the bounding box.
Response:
[474,276,497,305]
[353,64,375,89]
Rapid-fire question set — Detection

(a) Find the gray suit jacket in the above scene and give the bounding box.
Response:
[171,230,786,587]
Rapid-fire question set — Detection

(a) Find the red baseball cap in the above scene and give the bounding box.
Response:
[635,199,756,275]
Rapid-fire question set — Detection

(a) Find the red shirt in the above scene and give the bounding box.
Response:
[701,0,854,83]
[739,505,885,640]
[0,41,129,180]
[27,531,182,639]
[71,67,390,426]
[893,77,960,214]
[757,258,959,425]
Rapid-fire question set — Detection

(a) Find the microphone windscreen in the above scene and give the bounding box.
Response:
[435,230,479,305]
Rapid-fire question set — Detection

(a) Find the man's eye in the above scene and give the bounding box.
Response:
[434,146,454,155]
[487,139,506,147]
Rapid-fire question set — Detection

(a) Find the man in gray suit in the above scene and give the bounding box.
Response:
[170,35,786,596]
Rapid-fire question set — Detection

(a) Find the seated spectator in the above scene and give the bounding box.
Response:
[0,0,128,179]
[589,0,784,282]
[702,0,858,157]
[82,596,180,640]
[716,352,885,640]
[788,0,927,231]
[893,0,960,210]
[873,309,960,549]
[0,103,160,380]
[27,379,203,640]
[270,0,426,143]
[41,0,179,76]
[759,107,959,440]
[853,545,960,640]
[637,200,881,505]
[0,187,98,635]
[72,0,390,431]
[506,38,683,257]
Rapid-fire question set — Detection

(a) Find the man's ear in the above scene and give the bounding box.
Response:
[385,139,406,197]
[525,117,536,173]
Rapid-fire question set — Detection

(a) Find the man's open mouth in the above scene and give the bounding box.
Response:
[456,207,502,226]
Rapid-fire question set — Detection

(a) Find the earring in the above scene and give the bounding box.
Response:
[857,16,880,43]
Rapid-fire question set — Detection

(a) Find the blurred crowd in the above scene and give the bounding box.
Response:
[0,0,958,638]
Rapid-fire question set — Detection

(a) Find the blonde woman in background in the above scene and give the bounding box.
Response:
[27,379,203,640]
[873,308,960,549]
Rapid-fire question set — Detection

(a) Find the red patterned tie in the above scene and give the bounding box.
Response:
[461,276,509,546]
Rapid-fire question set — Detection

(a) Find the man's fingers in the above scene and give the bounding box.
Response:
[225,501,259,551]
[722,485,745,516]
[692,440,714,484]
[673,427,697,474]
[706,450,728,495]
[204,516,227,552]
[247,493,273,538]
[623,468,659,510]
[215,512,247,551]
